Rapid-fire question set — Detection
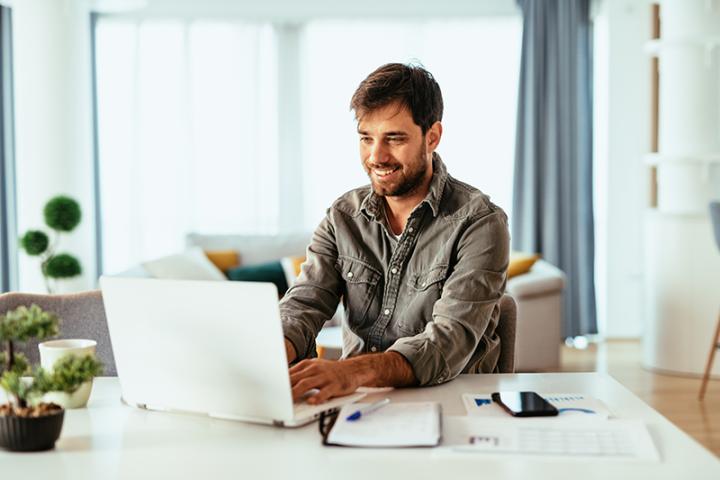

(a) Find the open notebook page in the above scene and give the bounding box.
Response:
[326,402,441,447]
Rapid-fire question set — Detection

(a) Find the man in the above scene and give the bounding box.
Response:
[281,63,509,405]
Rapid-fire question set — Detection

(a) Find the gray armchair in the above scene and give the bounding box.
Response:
[497,294,517,374]
[0,290,116,376]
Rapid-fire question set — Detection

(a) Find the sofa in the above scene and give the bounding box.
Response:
[179,233,566,372]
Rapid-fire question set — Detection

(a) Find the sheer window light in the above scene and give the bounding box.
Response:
[300,19,521,230]
[95,19,277,274]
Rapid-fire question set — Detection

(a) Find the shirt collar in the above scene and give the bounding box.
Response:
[360,152,448,219]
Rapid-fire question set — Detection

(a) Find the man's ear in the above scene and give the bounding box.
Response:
[425,121,443,154]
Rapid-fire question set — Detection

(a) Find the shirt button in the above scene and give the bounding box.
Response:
[391,267,398,274]
[347,271,353,278]
[408,227,414,233]
[384,309,390,315]
[370,346,377,352]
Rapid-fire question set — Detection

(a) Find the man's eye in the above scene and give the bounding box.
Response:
[360,137,372,144]
[387,137,405,144]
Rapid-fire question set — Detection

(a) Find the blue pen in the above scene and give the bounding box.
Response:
[346,398,391,421]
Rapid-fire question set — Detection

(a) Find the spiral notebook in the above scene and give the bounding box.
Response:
[322,401,442,447]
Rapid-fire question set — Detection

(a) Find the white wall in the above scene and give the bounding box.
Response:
[11,0,97,293]
[595,0,652,338]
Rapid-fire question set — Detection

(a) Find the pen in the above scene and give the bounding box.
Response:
[346,398,391,421]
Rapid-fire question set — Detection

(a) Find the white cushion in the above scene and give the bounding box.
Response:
[506,259,566,299]
[185,233,311,266]
[112,265,153,278]
[142,247,226,281]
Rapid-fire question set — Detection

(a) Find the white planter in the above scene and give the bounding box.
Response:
[42,381,94,409]
[37,339,98,409]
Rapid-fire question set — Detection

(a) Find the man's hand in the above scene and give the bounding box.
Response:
[289,358,360,404]
[284,338,297,364]
[289,351,417,404]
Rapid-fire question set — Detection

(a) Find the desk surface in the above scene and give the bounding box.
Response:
[2,373,718,479]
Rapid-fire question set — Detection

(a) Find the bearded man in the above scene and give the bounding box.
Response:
[281,63,510,404]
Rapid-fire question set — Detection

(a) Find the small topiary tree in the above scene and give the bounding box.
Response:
[0,305,103,415]
[19,195,83,294]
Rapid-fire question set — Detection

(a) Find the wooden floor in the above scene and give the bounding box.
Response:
[560,340,720,457]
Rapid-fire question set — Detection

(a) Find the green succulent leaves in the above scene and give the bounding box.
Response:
[43,196,81,232]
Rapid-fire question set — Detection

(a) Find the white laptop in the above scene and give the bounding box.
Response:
[100,276,365,427]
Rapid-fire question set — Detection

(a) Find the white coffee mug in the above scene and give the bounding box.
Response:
[38,339,97,409]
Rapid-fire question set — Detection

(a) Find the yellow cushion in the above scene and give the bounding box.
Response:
[508,252,540,278]
[204,250,240,272]
[289,256,305,276]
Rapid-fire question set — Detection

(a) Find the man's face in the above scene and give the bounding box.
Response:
[357,102,432,198]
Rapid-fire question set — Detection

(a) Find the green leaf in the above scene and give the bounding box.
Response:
[1,352,30,376]
[0,371,30,401]
[42,354,104,394]
[45,253,82,279]
[0,304,60,343]
[44,195,81,232]
[19,230,49,256]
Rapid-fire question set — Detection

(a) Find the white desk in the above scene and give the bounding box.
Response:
[2,373,718,479]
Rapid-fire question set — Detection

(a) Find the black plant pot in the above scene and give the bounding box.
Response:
[0,408,65,452]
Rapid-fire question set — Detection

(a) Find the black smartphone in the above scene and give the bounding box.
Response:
[491,391,559,417]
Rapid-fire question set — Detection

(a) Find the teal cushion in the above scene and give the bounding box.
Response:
[226,261,289,296]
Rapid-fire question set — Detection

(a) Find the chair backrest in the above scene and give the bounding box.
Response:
[710,201,720,252]
[0,290,116,375]
[496,294,517,373]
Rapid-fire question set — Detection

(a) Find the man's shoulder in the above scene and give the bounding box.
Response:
[328,185,372,218]
[441,175,507,222]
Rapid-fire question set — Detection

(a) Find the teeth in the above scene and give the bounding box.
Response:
[374,167,398,177]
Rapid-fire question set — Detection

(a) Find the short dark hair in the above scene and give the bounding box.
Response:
[350,63,443,135]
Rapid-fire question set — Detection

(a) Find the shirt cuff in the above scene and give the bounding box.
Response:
[281,319,315,361]
[388,338,450,386]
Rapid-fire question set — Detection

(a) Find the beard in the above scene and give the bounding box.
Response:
[365,143,429,198]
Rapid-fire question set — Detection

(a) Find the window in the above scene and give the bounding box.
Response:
[95,20,277,274]
[300,19,521,229]
[94,15,520,273]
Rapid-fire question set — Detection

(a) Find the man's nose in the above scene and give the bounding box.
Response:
[369,142,388,164]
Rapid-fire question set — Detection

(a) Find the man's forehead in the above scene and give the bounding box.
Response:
[356,102,418,134]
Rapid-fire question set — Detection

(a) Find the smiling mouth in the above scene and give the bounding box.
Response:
[372,166,400,178]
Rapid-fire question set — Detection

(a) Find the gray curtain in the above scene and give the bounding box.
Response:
[0,6,17,294]
[513,0,597,338]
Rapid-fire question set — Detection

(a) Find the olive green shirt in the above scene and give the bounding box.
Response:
[280,154,510,386]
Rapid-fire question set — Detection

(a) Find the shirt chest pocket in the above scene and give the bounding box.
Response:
[337,257,382,327]
[408,264,449,293]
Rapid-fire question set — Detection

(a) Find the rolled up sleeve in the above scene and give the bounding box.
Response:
[280,215,343,360]
[388,210,510,386]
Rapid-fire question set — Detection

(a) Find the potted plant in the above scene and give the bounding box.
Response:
[0,304,103,452]
[19,195,83,294]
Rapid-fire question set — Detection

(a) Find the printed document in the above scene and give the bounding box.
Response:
[437,417,660,461]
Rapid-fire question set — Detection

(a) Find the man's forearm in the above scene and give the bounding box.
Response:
[343,351,418,388]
